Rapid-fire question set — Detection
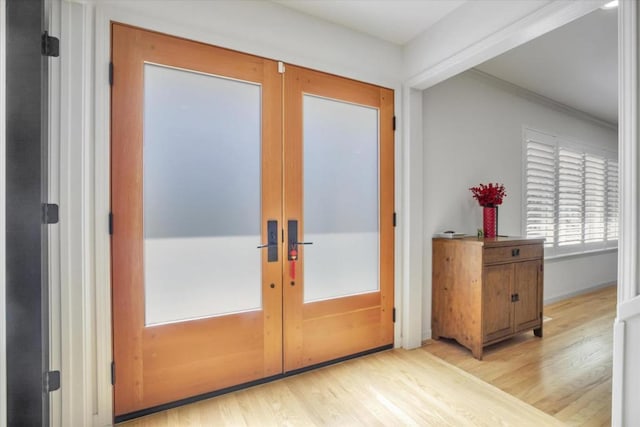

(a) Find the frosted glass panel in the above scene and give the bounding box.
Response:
[143,63,262,326]
[303,95,379,303]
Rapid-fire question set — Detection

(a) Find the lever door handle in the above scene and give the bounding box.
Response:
[258,220,278,262]
[256,243,277,249]
[295,241,313,246]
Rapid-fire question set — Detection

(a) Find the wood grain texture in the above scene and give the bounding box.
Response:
[111,23,283,415]
[431,238,483,355]
[482,264,514,342]
[118,348,563,427]
[424,285,616,427]
[282,65,394,372]
[432,237,544,359]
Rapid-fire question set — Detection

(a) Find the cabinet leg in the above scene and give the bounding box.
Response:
[471,345,483,360]
[534,326,543,337]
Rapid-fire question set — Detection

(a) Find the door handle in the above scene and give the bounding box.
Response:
[287,220,315,279]
[287,220,313,257]
[257,220,278,262]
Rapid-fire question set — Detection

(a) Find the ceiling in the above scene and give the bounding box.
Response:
[272,1,617,125]
[476,7,618,125]
[272,0,466,45]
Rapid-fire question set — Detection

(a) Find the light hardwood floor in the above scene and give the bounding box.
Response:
[424,284,616,427]
[119,286,614,426]
[119,349,562,426]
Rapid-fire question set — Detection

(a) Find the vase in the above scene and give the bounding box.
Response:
[483,206,497,238]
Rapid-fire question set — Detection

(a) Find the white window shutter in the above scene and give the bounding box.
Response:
[557,147,584,246]
[584,154,606,243]
[606,159,619,241]
[524,128,617,256]
[525,137,556,247]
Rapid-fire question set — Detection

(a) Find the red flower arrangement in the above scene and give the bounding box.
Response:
[469,183,507,207]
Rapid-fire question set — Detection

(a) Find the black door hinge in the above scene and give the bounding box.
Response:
[392,307,396,323]
[109,62,114,86]
[44,370,61,392]
[111,361,115,385]
[393,212,397,227]
[109,212,114,235]
[41,31,60,57]
[392,116,396,131]
[43,203,59,224]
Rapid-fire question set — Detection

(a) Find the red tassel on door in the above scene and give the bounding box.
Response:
[289,248,297,279]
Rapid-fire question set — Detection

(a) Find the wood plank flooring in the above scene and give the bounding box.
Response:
[119,348,561,426]
[119,286,614,426]
[423,285,616,427]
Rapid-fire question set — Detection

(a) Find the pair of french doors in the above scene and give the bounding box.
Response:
[111,23,394,417]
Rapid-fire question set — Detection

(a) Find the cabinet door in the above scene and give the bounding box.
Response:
[514,259,542,332]
[482,264,514,342]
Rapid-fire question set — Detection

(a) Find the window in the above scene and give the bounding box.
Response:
[524,128,618,256]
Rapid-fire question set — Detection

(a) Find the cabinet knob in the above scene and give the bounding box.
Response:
[511,248,520,257]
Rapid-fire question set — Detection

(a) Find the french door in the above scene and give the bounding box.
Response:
[111,23,394,417]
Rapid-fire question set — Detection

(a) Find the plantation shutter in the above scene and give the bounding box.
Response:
[524,128,617,256]
[606,158,619,241]
[524,132,556,247]
[584,154,606,243]
[557,147,584,246]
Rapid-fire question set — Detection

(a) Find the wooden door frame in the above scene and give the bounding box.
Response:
[282,65,395,372]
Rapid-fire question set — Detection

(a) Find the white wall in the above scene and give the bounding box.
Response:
[88,0,402,89]
[421,70,618,338]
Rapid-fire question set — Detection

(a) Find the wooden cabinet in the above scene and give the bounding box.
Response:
[432,236,544,359]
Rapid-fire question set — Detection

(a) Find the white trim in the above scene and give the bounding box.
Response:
[543,247,618,261]
[618,0,639,304]
[619,294,640,322]
[613,0,636,424]
[59,2,99,425]
[405,0,610,90]
[400,86,424,348]
[0,1,7,425]
[612,318,625,427]
[47,1,62,426]
[93,5,113,426]
[394,95,403,349]
[542,281,617,305]
[469,69,618,131]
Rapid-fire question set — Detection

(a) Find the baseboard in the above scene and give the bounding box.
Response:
[421,328,432,343]
[544,281,617,305]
